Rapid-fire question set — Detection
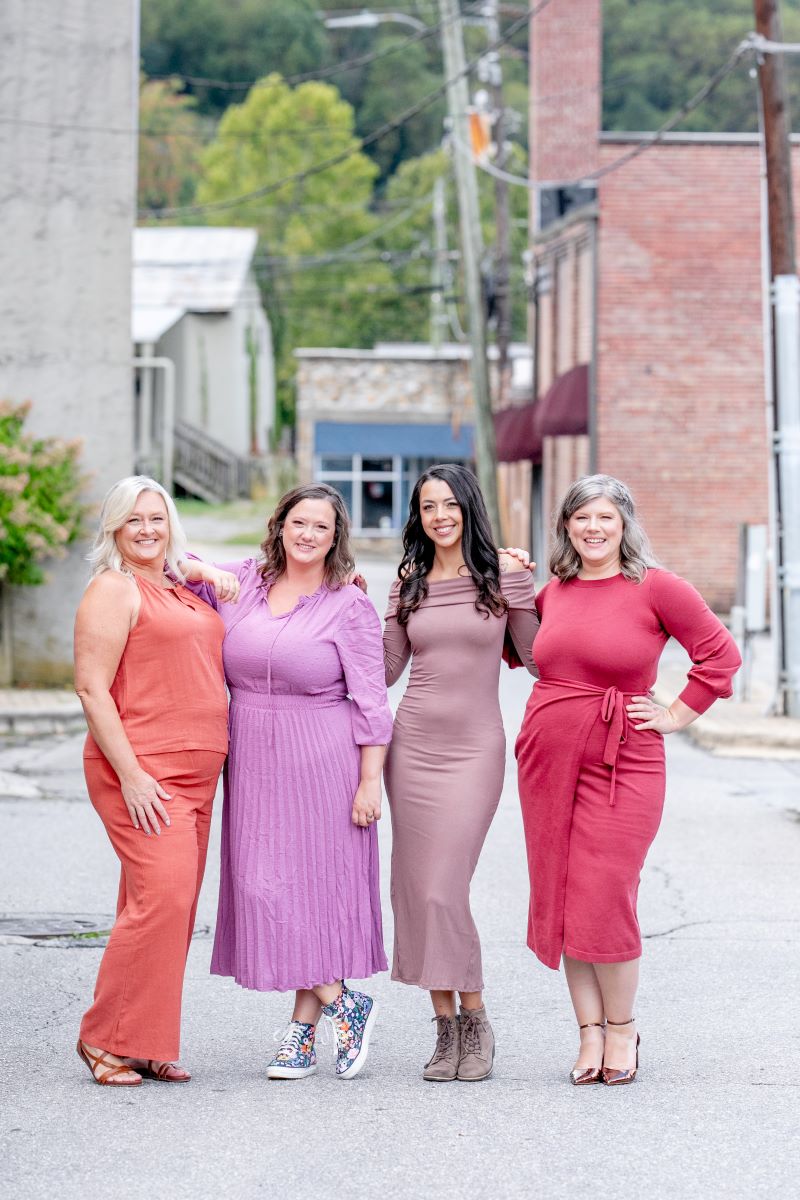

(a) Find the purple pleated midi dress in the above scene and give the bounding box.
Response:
[192,559,392,993]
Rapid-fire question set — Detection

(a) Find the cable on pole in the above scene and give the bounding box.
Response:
[450,36,755,191]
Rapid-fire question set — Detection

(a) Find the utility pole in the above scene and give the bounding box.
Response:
[753,0,800,716]
[430,177,449,350]
[482,0,513,408]
[439,0,501,537]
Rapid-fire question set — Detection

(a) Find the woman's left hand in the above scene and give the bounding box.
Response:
[626,695,679,734]
[352,777,382,827]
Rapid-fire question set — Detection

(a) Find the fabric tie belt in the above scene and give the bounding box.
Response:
[539,677,641,806]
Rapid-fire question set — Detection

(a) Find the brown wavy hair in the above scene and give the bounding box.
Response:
[258,484,355,589]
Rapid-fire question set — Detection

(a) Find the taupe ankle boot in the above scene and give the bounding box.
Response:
[423,1015,461,1082]
[456,1005,495,1081]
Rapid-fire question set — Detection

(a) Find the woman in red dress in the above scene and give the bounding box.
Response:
[515,475,741,1085]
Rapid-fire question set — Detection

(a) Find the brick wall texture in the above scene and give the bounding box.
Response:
[596,141,773,608]
[529,0,783,610]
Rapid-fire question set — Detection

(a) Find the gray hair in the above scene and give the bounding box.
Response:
[549,474,658,583]
[87,475,187,581]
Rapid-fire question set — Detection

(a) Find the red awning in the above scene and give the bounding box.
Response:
[536,363,589,437]
[494,363,589,463]
[493,402,542,463]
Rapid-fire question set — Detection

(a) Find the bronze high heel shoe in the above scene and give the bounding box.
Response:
[601,1018,640,1086]
[570,1021,605,1086]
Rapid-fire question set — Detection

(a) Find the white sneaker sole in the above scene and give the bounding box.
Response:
[337,1000,378,1080]
[267,1064,318,1080]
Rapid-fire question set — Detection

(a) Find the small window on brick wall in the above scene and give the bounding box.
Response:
[538,184,597,232]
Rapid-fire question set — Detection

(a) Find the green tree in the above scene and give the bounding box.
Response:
[377,145,531,343]
[141,0,329,117]
[195,76,394,430]
[138,76,205,214]
[603,0,800,133]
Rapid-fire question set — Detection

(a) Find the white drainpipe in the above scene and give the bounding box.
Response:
[132,352,176,492]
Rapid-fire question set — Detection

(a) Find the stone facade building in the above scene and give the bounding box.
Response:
[296,344,530,537]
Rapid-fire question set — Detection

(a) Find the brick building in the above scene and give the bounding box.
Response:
[500,0,781,609]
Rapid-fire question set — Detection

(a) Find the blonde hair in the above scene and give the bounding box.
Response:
[550,474,659,583]
[88,476,187,581]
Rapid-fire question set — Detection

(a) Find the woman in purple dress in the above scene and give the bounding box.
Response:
[184,484,392,1081]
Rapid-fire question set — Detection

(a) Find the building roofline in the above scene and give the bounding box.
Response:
[598,130,771,146]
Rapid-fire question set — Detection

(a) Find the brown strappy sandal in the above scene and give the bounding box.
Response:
[132,1060,191,1083]
[77,1041,143,1087]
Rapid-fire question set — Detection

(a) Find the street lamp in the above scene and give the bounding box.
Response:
[321,10,428,32]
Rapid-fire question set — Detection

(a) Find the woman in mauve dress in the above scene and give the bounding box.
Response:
[515,475,741,1086]
[383,463,538,1083]
[185,484,392,1082]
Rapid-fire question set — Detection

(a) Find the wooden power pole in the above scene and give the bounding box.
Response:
[754,0,796,275]
[439,0,502,538]
[754,0,800,717]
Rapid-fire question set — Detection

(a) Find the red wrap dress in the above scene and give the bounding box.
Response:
[515,568,741,969]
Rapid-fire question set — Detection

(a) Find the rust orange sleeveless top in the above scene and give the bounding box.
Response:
[84,574,229,759]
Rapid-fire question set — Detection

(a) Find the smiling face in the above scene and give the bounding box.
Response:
[566,494,624,576]
[419,478,464,552]
[281,498,336,571]
[114,490,169,571]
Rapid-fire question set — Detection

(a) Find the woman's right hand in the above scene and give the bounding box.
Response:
[498,547,536,574]
[120,769,173,835]
[203,567,240,603]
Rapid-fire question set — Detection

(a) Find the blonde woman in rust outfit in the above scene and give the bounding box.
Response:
[383,464,538,1082]
[74,476,234,1086]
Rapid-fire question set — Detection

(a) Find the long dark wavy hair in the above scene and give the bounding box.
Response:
[395,463,507,626]
[259,484,355,589]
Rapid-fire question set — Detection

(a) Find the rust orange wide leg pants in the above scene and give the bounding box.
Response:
[79,749,225,1062]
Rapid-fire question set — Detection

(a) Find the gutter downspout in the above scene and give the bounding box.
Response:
[132,354,176,492]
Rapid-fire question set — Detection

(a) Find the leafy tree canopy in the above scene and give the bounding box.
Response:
[603,0,800,133]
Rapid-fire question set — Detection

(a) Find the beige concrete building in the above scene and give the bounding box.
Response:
[0,1,139,681]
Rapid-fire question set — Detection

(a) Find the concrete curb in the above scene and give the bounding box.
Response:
[0,691,85,738]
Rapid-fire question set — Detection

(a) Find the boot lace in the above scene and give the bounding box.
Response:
[460,1011,483,1058]
[430,1016,455,1064]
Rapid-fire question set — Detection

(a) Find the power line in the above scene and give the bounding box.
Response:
[140,1,552,221]
[452,37,753,191]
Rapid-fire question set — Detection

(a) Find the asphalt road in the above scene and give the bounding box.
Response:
[1,556,798,1199]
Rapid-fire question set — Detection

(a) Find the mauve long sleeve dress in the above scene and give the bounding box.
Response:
[515,568,741,970]
[383,571,538,992]
[191,559,393,992]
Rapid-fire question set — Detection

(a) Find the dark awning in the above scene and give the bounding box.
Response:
[536,363,589,437]
[494,363,589,463]
[494,403,542,463]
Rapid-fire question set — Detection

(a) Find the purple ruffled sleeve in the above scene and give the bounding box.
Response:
[333,588,394,746]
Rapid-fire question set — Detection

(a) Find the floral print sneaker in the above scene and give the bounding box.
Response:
[321,984,378,1079]
[267,1021,317,1080]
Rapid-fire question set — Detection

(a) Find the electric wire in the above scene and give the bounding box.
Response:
[139,0,553,220]
[451,36,754,191]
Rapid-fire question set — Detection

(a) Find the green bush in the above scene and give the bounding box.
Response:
[0,400,85,586]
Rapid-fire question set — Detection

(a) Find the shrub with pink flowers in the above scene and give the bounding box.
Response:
[0,401,85,586]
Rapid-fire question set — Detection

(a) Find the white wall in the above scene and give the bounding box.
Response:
[157,273,274,458]
[0,1,139,682]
